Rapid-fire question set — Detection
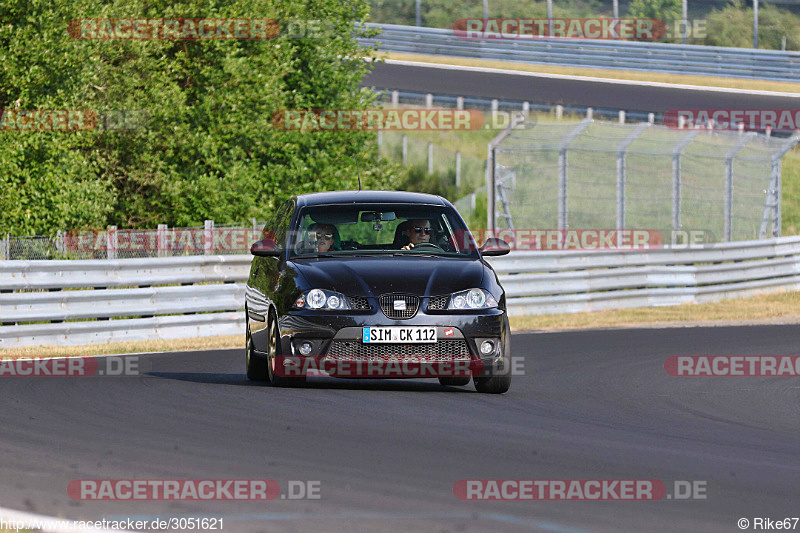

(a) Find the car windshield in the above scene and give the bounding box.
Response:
[289,203,479,258]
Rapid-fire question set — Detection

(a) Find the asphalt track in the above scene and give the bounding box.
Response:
[1,325,798,532]
[361,62,800,112]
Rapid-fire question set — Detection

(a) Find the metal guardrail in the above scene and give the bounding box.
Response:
[486,235,800,315]
[359,23,800,82]
[2,238,800,347]
[0,256,250,348]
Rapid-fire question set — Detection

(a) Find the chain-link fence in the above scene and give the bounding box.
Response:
[489,119,800,242]
[0,220,268,260]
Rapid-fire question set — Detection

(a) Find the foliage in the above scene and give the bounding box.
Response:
[0,0,400,235]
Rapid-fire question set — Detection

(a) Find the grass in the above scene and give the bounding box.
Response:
[0,335,241,358]
[377,52,800,94]
[510,289,800,332]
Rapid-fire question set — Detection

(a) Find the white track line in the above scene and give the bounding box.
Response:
[382,59,800,98]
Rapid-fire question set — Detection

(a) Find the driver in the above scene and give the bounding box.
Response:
[401,219,432,250]
[306,223,339,252]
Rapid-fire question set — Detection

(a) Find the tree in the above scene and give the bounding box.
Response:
[0,0,398,234]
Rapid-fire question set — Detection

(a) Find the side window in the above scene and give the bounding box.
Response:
[272,198,295,249]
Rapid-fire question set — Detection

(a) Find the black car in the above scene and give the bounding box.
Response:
[245,190,512,393]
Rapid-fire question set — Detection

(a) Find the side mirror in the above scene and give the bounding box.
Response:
[480,237,511,256]
[251,238,282,257]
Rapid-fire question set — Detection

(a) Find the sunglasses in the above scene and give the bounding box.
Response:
[309,232,333,240]
[413,227,432,235]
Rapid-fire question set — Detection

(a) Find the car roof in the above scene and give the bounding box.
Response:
[296,190,448,207]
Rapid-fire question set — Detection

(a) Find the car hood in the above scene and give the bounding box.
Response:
[290,256,485,297]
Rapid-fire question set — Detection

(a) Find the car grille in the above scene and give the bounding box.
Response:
[348,296,371,310]
[427,295,449,311]
[379,294,419,319]
[326,339,470,359]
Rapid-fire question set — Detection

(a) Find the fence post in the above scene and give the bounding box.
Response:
[455,151,461,189]
[402,134,407,165]
[391,90,399,106]
[157,224,167,257]
[619,110,625,123]
[3,233,8,260]
[648,113,654,124]
[557,120,593,230]
[107,225,117,260]
[425,93,433,109]
[616,123,650,243]
[724,134,753,242]
[456,96,463,110]
[672,131,699,244]
[586,107,593,120]
[205,220,214,255]
[556,105,563,120]
[427,142,433,174]
[522,102,530,117]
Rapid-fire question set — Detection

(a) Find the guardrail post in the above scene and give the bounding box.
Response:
[391,90,399,106]
[425,93,433,109]
[648,113,654,124]
[586,107,593,120]
[456,96,463,110]
[619,110,625,124]
[522,102,530,117]
[204,220,214,255]
[556,105,563,120]
[107,226,117,260]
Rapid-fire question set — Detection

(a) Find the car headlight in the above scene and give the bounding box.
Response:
[447,289,497,310]
[294,289,351,310]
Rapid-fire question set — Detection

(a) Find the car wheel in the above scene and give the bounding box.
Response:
[266,311,305,388]
[473,372,511,394]
[438,376,471,387]
[245,317,268,381]
[474,329,512,394]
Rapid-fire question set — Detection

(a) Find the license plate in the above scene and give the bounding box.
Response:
[362,327,437,343]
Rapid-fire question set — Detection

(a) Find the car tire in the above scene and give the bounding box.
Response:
[245,317,269,381]
[438,376,471,387]
[473,372,511,394]
[266,311,305,388]
[474,325,512,394]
